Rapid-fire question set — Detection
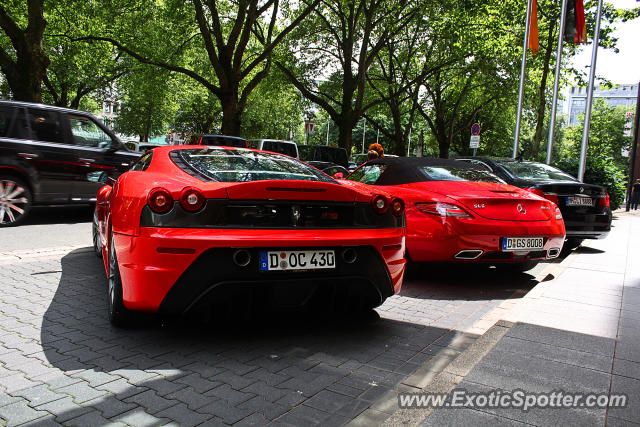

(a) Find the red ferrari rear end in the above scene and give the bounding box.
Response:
[95,147,406,325]
[345,157,565,271]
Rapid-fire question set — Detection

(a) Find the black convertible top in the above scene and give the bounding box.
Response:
[363,157,486,185]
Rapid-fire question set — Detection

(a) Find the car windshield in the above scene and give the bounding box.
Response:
[420,166,504,183]
[170,148,335,183]
[499,161,577,182]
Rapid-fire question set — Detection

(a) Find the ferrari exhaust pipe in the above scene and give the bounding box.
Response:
[233,249,251,267]
[547,248,561,258]
[454,250,483,260]
[341,248,358,264]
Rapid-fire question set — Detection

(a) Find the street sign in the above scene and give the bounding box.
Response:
[471,123,481,136]
[469,135,480,148]
[305,121,315,134]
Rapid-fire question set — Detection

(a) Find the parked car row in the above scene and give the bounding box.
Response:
[0,101,613,328]
[456,157,611,247]
[0,101,346,226]
[344,157,567,272]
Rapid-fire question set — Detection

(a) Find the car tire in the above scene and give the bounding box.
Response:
[108,233,131,327]
[0,176,32,227]
[92,209,102,258]
[498,260,539,272]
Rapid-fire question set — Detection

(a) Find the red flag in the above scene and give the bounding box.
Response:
[528,0,539,55]
[575,0,587,43]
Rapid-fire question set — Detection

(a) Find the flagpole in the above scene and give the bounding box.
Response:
[578,0,603,182]
[513,0,534,158]
[361,119,366,153]
[546,0,568,164]
[326,119,330,145]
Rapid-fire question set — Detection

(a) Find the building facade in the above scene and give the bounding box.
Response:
[563,83,638,126]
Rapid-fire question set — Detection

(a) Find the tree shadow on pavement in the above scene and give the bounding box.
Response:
[38,248,471,425]
[573,246,606,255]
[402,262,539,302]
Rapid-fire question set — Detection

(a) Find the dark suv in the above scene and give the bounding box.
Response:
[0,101,139,226]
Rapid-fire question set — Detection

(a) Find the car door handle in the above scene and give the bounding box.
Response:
[78,158,96,163]
[18,152,39,159]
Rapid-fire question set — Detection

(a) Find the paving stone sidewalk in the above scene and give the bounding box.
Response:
[0,230,545,426]
[413,210,640,426]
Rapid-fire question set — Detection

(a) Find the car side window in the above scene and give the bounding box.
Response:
[347,164,387,185]
[130,152,153,171]
[68,115,114,149]
[26,108,65,143]
[0,106,14,137]
[458,159,493,172]
[470,160,493,172]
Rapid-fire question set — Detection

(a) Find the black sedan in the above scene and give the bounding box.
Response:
[456,157,612,247]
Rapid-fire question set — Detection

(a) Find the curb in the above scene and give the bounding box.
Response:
[353,245,586,426]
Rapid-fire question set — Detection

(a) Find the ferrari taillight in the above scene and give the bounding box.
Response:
[180,187,205,212]
[599,193,610,208]
[415,202,473,218]
[390,198,404,217]
[148,188,173,214]
[371,195,388,214]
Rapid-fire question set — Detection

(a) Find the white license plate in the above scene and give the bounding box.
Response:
[259,250,336,271]
[502,237,544,251]
[567,196,594,207]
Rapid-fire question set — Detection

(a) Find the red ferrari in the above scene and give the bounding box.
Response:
[93,146,406,326]
[344,157,565,271]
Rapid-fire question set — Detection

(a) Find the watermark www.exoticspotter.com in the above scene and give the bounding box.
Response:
[398,389,628,412]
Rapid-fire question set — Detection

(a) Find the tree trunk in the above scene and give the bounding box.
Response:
[438,140,450,159]
[390,102,406,156]
[337,120,354,155]
[531,21,557,158]
[0,1,49,103]
[220,90,242,135]
[5,51,49,102]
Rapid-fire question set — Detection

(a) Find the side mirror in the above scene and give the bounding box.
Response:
[107,176,117,186]
[333,172,344,179]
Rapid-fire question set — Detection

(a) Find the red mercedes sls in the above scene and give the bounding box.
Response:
[344,157,565,271]
[93,146,406,326]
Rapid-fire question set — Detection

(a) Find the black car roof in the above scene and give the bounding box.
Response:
[366,156,485,185]
[202,134,245,140]
[0,99,99,116]
[458,156,540,165]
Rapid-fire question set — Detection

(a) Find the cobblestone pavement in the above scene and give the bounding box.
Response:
[0,219,547,426]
